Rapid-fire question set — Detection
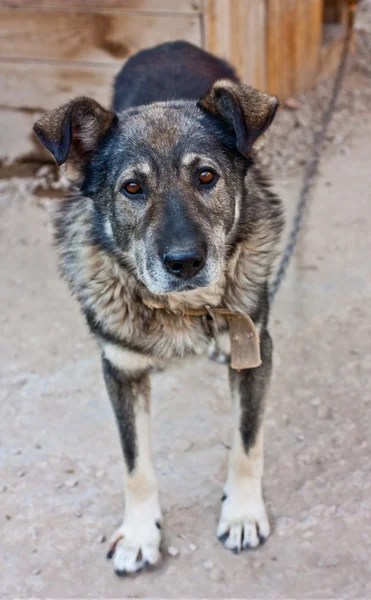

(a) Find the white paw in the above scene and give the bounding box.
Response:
[217,488,270,553]
[107,500,162,575]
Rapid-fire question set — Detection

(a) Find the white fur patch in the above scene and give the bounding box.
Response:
[109,399,162,573]
[216,331,231,356]
[217,390,270,552]
[104,217,114,239]
[103,342,155,373]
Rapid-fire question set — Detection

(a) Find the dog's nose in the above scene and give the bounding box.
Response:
[163,247,206,279]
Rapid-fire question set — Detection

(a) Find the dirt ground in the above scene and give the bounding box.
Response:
[1,7,371,599]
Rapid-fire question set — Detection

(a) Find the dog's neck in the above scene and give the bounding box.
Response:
[141,297,261,371]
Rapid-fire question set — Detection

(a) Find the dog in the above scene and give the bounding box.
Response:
[33,40,284,576]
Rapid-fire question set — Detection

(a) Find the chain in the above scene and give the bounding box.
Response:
[269,0,356,303]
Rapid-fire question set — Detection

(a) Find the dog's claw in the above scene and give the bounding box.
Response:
[218,532,229,544]
[106,549,114,560]
[258,534,267,545]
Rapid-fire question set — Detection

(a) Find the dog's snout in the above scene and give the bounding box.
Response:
[163,247,206,279]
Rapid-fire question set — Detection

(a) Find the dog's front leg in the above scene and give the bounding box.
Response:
[102,355,161,575]
[217,330,272,553]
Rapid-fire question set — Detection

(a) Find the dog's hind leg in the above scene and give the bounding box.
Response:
[217,330,272,553]
[102,354,161,575]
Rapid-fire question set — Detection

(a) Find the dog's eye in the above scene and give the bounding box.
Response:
[198,170,216,185]
[122,181,143,196]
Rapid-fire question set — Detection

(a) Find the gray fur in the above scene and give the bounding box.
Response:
[33,42,284,568]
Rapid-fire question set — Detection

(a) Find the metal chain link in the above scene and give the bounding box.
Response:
[269,0,356,303]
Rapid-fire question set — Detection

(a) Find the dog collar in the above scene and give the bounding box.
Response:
[142,299,261,371]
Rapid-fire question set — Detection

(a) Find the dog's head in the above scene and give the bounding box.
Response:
[34,81,278,295]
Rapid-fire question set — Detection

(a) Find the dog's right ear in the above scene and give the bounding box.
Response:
[33,97,118,182]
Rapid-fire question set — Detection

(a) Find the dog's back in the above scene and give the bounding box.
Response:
[112,40,238,111]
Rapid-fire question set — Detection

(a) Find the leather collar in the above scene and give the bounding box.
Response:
[142,299,261,371]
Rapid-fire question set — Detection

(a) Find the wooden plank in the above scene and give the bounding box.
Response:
[294,0,323,95]
[203,0,266,90]
[229,0,266,90]
[0,0,202,13]
[203,0,232,63]
[0,108,47,162]
[266,0,322,100]
[0,61,118,110]
[0,10,201,64]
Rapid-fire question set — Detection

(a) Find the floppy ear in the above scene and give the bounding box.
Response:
[199,79,279,157]
[33,97,118,182]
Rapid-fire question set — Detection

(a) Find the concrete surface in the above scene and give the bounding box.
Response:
[1,115,371,598]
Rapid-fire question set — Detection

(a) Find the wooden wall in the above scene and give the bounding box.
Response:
[0,0,350,162]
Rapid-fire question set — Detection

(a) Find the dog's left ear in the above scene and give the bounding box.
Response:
[199,79,279,157]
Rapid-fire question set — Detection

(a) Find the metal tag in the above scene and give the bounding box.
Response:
[227,314,262,370]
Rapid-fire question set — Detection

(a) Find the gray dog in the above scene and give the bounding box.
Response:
[34,41,283,576]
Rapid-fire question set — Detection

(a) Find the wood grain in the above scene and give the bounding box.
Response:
[0,10,201,64]
[203,0,266,90]
[0,0,202,13]
[203,0,231,63]
[230,0,267,90]
[0,61,118,110]
[266,0,323,100]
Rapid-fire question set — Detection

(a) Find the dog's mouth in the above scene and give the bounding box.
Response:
[142,261,221,296]
[146,273,212,295]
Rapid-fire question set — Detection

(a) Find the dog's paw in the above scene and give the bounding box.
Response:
[107,502,162,575]
[217,491,270,553]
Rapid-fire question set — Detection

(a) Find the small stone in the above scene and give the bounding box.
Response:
[311,397,321,406]
[33,568,41,576]
[64,479,78,488]
[34,444,42,450]
[189,543,197,552]
[56,482,64,489]
[97,534,106,544]
[203,559,214,570]
[0,485,7,493]
[65,468,75,474]
[209,567,223,582]
[12,449,23,455]
[296,433,305,442]
[167,546,179,557]
[96,470,105,478]
[74,512,83,518]
[17,470,26,478]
